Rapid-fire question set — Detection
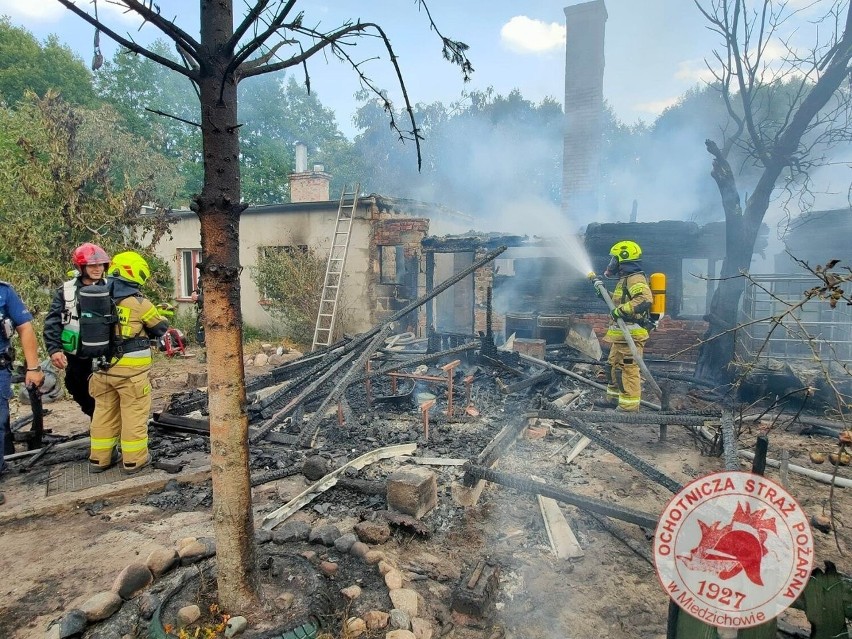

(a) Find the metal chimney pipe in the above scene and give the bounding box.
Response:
[295,142,307,173]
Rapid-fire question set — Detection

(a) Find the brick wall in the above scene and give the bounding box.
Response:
[289,171,331,202]
[473,251,503,336]
[576,313,707,362]
[369,218,429,329]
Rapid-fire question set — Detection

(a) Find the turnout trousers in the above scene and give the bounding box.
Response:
[606,339,647,412]
[88,364,151,468]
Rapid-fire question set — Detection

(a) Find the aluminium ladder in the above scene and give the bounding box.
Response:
[311,183,360,351]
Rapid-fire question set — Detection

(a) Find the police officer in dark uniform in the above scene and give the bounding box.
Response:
[0,282,44,504]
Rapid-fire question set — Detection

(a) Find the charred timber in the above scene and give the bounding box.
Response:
[297,324,396,447]
[539,406,683,494]
[463,417,530,487]
[252,246,507,436]
[463,464,659,529]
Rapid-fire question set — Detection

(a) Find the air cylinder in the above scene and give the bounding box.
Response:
[78,285,113,357]
[650,272,666,317]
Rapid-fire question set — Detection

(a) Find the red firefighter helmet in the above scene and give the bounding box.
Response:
[73,243,111,267]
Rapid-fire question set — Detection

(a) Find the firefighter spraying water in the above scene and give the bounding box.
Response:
[587,240,666,410]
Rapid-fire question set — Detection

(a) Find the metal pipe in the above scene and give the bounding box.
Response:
[590,276,664,401]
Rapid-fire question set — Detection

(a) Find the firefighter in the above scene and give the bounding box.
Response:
[600,240,653,412]
[43,243,110,418]
[88,251,168,473]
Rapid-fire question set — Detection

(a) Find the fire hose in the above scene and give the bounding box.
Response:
[588,274,665,404]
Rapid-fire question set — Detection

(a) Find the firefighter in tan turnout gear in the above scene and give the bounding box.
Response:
[88,251,168,473]
[601,240,653,412]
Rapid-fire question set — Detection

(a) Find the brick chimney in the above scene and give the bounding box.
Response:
[289,142,331,202]
[562,0,607,220]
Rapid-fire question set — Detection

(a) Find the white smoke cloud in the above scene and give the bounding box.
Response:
[500,16,565,54]
[633,97,679,115]
[674,59,716,84]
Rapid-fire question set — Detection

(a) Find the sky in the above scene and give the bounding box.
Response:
[1,0,847,247]
[0,0,731,135]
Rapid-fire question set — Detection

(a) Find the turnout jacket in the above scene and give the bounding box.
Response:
[603,261,653,344]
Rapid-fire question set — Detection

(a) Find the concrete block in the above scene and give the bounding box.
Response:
[386,466,437,519]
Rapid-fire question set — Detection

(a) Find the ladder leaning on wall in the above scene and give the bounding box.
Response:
[311,183,360,352]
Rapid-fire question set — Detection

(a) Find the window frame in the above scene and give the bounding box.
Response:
[178,248,201,300]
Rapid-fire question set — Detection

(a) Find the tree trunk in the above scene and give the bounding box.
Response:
[694,145,779,385]
[196,0,258,613]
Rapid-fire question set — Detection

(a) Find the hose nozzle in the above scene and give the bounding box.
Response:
[587,271,597,281]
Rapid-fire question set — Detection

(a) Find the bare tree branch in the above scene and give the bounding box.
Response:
[53,0,199,79]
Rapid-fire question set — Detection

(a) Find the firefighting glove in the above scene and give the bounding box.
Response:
[611,306,623,320]
[594,286,604,299]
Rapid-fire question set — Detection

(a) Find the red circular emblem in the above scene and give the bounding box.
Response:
[653,471,814,629]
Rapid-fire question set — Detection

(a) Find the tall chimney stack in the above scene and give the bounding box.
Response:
[562,0,607,221]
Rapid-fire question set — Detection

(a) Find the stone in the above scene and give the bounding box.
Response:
[389,589,419,618]
[385,568,404,590]
[112,563,153,600]
[349,541,370,559]
[176,537,197,551]
[334,532,357,553]
[365,550,385,565]
[411,617,434,639]
[186,371,208,388]
[309,523,341,546]
[362,610,390,630]
[254,529,273,544]
[44,623,60,639]
[340,585,362,600]
[378,560,396,576]
[138,592,161,620]
[389,609,411,630]
[271,520,310,543]
[145,547,179,578]
[302,456,329,480]
[253,352,269,366]
[179,538,216,565]
[56,610,87,638]
[300,550,317,561]
[354,520,391,545]
[386,466,438,519]
[80,591,123,622]
[319,561,338,576]
[225,615,248,638]
[177,604,201,627]
[275,592,295,609]
[386,630,416,639]
[344,617,366,637]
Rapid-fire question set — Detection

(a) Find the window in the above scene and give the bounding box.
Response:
[379,245,407,284]
[179,249,201,299]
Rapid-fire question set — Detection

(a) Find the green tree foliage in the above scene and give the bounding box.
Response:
[240,76,360,204]
[95,45,359,205]
[0,92,176,318]
[0,18,96,106]
[94,42,202,202]
[251,245,326,345]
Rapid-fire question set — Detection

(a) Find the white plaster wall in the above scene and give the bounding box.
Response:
[154,209,374,333]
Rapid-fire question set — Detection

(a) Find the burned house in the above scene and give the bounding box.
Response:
[155,156,470,335]
[423,220,745,362]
